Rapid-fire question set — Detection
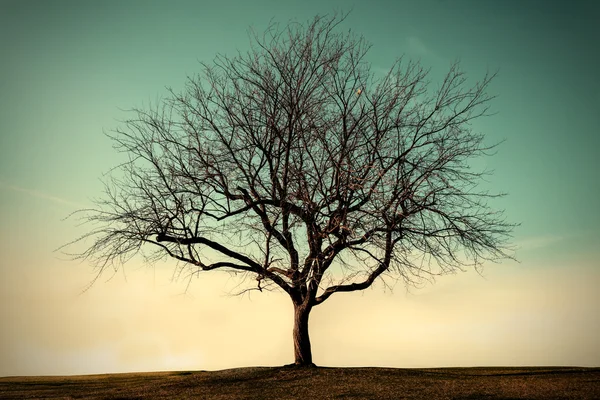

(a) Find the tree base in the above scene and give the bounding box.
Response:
[283,362,318,368]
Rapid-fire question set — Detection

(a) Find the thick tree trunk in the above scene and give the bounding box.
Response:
[292,302,314,366]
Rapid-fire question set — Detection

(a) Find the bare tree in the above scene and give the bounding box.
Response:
[65,13,515,367]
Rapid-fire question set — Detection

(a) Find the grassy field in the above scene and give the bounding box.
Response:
[1,366,599,399]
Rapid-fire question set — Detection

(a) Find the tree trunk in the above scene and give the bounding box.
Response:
[292,302,314,366]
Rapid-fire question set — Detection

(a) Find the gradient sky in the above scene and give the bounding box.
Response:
[1,0,599,376]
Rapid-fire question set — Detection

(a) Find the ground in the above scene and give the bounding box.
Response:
[1,366,599,399]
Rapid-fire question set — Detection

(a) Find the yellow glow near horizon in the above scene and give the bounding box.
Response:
[1,254,598,376]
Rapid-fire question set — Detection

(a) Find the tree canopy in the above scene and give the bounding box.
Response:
[66,13,515,366]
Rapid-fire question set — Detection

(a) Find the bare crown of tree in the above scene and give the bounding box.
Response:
[65,13,515,366]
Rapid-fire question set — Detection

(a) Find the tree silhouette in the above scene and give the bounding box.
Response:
[66,13,515,366]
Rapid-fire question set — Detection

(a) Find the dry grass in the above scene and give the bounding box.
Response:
[1,366,598,399]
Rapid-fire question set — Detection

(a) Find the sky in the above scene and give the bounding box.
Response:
[1,0,599,376]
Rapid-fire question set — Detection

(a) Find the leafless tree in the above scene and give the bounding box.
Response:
[65,13,516,367]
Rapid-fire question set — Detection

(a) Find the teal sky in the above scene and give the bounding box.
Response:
[1,0,599,375]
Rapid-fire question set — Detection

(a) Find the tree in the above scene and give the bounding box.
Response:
[66,13,515,367]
